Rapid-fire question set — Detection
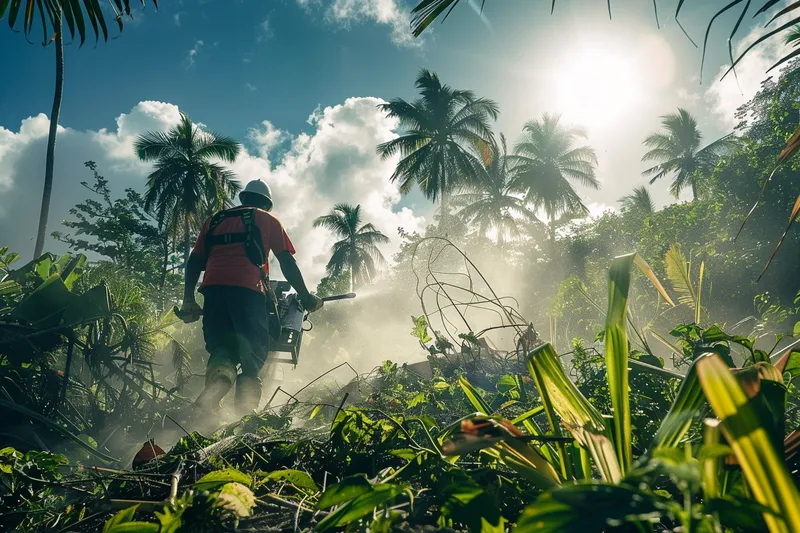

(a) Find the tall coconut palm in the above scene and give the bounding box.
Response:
[642,108,736,200]
[135,113,241,267]
[619,186,655,215]
[376,69,499,227]
[451,135,536,245]
[313,204,389,289]
[1,1,157,258]
[511,114,599,242]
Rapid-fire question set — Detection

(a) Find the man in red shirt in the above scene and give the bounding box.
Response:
[179,179,322,416]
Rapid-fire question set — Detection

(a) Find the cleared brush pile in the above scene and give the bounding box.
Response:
[3,239,800,532]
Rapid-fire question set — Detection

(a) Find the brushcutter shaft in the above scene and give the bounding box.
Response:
[321,292,356,302]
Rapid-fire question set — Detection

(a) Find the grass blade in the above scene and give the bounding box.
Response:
[650,361,704,450]
[696,353,800,533]
[458,376,492,414]
[605,254,634,474]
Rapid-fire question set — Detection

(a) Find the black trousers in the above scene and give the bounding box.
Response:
[200,286,270,378]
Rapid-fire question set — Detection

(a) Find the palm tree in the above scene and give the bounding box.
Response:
[313,204,389,289]
[619,186,655,215]
[2,1,157,258]
[451,135,536,245]
[135,113,242,267]
[511,114,599,242]
[642,108,736,200]
[377,69,499,227]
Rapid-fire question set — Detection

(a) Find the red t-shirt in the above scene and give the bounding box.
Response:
[192,207,296,293]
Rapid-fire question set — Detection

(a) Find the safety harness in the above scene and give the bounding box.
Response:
[204,207,281,340]
[205,207,266,270]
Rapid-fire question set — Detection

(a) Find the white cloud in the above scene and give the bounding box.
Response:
[677,87,699,104]
[705,14,793,128]
[257,17,273,42]
[0,98,427,285]
[185,40,204,70]
[299,0,422,48]
[233,97,427,281]
[173,12,182,26]
[247,120,285,159]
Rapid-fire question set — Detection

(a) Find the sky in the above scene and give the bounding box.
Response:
[0,0,794,284]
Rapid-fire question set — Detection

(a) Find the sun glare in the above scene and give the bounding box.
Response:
[553,50,642,130]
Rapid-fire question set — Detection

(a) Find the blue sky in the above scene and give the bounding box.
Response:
[0,0,791,277]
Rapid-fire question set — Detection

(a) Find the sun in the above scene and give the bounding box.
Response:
[553,49,642,130]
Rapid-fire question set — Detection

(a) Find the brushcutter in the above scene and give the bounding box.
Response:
[174,280,355,366]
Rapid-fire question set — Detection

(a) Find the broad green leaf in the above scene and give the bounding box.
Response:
[410,315,431,343]
[62,283,111,325]
[194,468,252,491]
[495,374,517,393]
[706,497,773,533]
[215,482,255,518]
[458,377,492,414]
[12,274,74,327]
[515,483,666,533]
[433,380,450,391]
[696,353,800,533]
[264,469,318,492]
[650,361,704,450]
[316,484,402,532]
[309,404,323,420]
[316,474,372,510]
[57,253,87,289]
[103,505,139,533]
[407,392,427,408]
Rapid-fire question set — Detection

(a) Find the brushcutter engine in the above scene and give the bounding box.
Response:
[268,280,355,365]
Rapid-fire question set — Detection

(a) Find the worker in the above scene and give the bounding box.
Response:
[177,179,323,416]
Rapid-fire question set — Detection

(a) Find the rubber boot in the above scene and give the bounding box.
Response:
[195,363,236,413]
[234,375,262,416]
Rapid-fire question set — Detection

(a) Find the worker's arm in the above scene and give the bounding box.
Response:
[178,253,205,322]
[276,251,323,312]
[183,253,205,303]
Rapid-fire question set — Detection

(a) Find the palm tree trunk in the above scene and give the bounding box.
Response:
[33,11,64,259]
[350,240,357,292]
[183,214,191,270]
[439,192,449,233]
[159,233,169,312]
[691,181,698,201]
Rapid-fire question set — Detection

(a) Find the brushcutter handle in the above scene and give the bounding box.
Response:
[321,293,356,302]
[173,304,203,323]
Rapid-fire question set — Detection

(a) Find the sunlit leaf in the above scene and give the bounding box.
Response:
[458,376,492,414]
[194,468,252,492]
[215,482,255,518]
[696,353,800,533]
[263,469,318,492]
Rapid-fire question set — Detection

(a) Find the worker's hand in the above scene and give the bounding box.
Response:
[301,294,324,313]
[176,299,203,323]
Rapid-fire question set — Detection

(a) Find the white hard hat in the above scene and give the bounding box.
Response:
[240,179,272,203]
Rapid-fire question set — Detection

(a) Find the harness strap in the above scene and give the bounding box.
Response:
[205,207,269,290]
